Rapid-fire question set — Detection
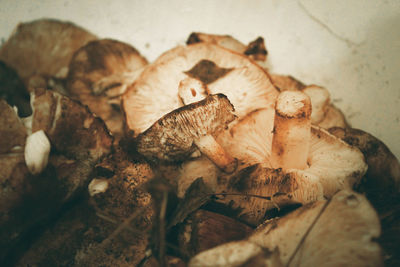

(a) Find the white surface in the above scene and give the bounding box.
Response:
[1,0,399,159]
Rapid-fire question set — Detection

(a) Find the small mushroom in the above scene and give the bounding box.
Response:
[0,19,97,89]
[269,73,348,128]
[123,43,278,136]
[270,90,312,170]
[135,94,237,173]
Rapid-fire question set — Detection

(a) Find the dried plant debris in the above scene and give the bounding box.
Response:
[0,18,97,90]
[15,148,154,266]
[0,89,112,263]
[66,39,148,139]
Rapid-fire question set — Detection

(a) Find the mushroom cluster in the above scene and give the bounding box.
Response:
[0,20,399,266]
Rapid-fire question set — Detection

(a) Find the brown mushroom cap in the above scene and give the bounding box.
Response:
[329,127,400,194]
[135,94,236,162]
[122,43,278,136]
[66,38,148,138]
[0,19,97,88]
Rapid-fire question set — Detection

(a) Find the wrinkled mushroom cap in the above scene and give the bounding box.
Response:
[135,94,236,162]
[122,43,277,136]
[0,19,97,88]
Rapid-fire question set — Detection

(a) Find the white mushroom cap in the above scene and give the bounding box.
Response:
[188,240,267,267]
[122,43,278,136]
[248,190,383,267]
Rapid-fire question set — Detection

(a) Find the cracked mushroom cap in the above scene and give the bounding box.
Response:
[122,43,278,136]
[248,190,382,266]
[0,19,97,89]
[135,94,236,162]
[66,39,148,138]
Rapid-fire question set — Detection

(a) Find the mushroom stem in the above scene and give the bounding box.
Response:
[178,77,208,105]
[194,135,238,173]
[271,91,312,170]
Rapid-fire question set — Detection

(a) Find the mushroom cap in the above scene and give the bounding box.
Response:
[216,164,323,225]
[122,43,278,136]
[187,33,268,62]
[177,156,220,198]
[187,32,247,54]
[269,74,306,91]
[135,94,236,162]
[329,127,400,193]
[248,190,383,267]
[66,38,148,137]
[0,19,97,88]
[318,103,348,129]
[188,240,283,267]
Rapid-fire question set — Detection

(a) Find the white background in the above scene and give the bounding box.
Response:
[1,0,399,159]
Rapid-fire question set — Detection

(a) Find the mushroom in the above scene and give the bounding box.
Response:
[269,73,348,128]
[329,127,400,195]
[270,90,312,170]
[190,190,382,267]
[208,90,366,224]
[66,38,148,139]
[135,94,237,173]
[0,19,97,89]
[122,43,278,136]
[187,32,268,63]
